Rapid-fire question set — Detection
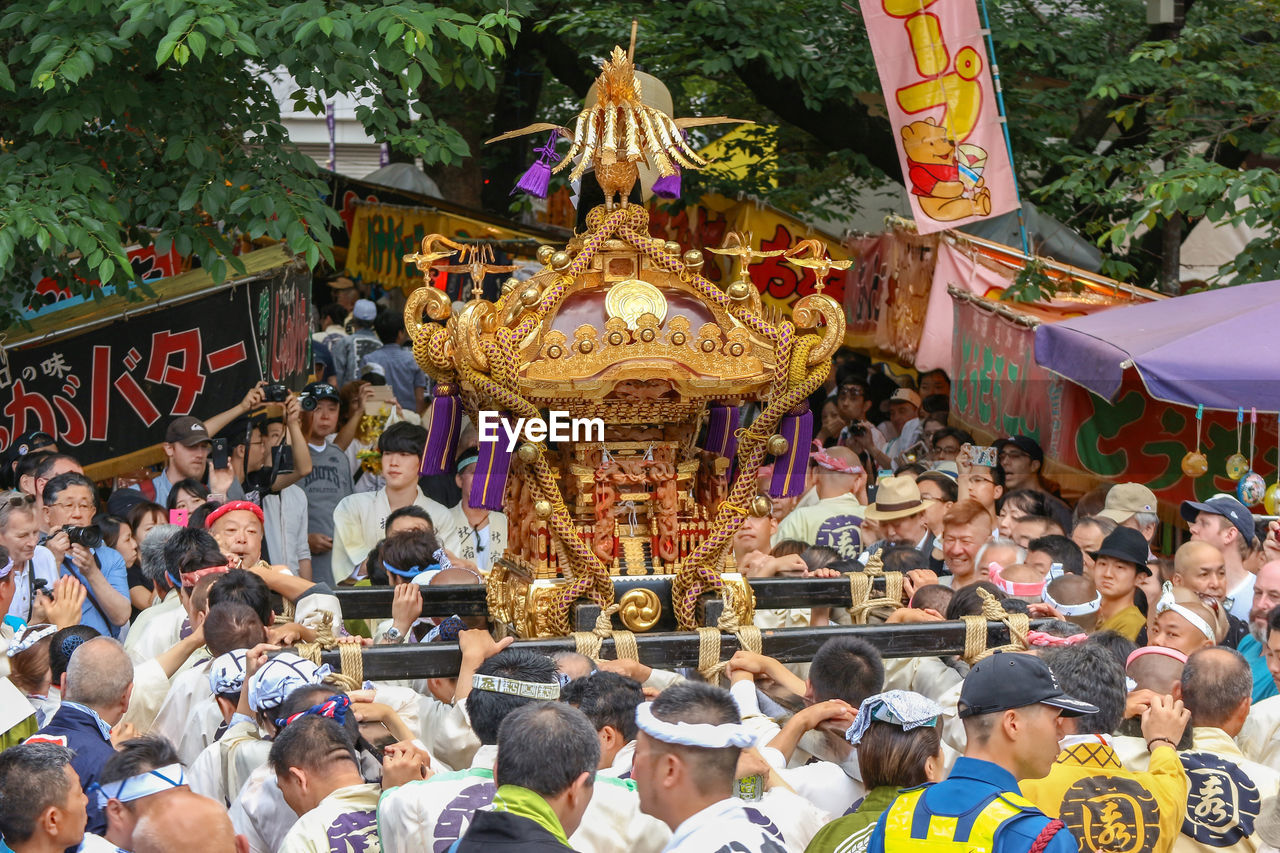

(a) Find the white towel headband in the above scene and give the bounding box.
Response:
[635,702,754,749]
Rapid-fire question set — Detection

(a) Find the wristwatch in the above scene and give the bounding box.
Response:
[384,626,405,643]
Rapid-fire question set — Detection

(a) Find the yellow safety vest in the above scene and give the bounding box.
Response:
[882,786,1040,852]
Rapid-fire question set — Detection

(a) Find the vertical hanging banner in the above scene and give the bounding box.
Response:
[859,0,1019,234]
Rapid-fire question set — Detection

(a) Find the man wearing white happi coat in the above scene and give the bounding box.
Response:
[270,715,382,853]
[153,599,267,764]
[378,647,669,853]
[630,682,790,853]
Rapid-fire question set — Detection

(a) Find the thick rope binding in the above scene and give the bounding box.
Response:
[961,588,1030,663]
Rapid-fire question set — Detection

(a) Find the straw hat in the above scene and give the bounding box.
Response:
[865,476,934,521]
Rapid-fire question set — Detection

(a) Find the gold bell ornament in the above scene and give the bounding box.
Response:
[1226,407,1249,480]
[1181,405,1208,478]
[1237,408,1266,505]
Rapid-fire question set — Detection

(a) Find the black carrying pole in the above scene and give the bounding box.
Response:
[321,576,898,620]
[320,620,1040,680]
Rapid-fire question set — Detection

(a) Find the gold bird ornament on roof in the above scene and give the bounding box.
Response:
[487,45,750,207]
[783,238,853,294]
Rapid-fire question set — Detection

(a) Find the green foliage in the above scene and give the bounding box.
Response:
[1029,0,1280,287]
[492,0,1279,292]
[0,0,515,328]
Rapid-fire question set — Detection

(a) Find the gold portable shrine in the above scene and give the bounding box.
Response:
[405,47,846,638]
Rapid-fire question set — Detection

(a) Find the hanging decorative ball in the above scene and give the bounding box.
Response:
[536,245,555,265]
[1181,451,1209,478]
[727,280,753,301]
[767,434,790,456]
[1226,453,1250,480]
[1265,483,1280,516]
[516,443,540,464]
[682,249,704,270]
[533,500,553,519]
[749,495,773,517]
[550,251,572,272]
[1238,471,1266,506]
[519,286,542,307]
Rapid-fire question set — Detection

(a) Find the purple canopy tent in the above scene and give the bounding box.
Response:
[1034,279,1280,412]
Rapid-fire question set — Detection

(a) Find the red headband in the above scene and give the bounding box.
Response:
[810,442,863,475]
[179,565,231,588]
[205,500,264,528]
[987,563,1044,597]
[1126,645,1188,667]
[1027,631,1088,647]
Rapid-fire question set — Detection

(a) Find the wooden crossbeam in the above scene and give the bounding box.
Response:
[320,619,1038,680]
[323,576,896,620]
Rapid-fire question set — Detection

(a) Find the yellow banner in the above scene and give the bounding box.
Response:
[346,202,531,292]
[647,194,850,313]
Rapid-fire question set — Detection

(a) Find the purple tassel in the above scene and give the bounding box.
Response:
[702,404,740,460]
[470,417,515,511]
[652,169,681,199]
[420,385,461,476]
[511,133,560,199]
[768,408,813,498]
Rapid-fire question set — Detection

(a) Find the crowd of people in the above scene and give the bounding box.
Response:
[6,303,1280,853]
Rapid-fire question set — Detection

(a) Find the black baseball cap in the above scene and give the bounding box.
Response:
[302,382,341,403]
[958,652,1098,719]
[13,431,56,456]
[994,435,1044,464]
[1088,526,1153,574]
[1180,494,1256,545]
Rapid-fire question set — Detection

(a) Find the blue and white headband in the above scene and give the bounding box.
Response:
[247,653,331,712]
[383,548,452,583]
[635,702,754,749]
[7,623,57,657]
[845,690,942,747]
[208,650,248,696]
[91,764,186,809]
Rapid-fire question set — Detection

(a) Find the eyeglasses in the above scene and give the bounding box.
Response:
[838,386,865,398]
[53,501,96,512]
[968,476,994,485]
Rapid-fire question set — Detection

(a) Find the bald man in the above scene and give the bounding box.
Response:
[30,636,134,837]
[131,791,248,853]
[772,446,867,556]
[1041,574,1100,633]
[1235,560,1280,703]
[1172,540,1228,605]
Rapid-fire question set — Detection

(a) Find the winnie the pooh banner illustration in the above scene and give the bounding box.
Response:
[859,0,1019,234]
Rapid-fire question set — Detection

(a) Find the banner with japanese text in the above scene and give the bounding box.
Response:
[859,0,1019,234]
[0,264,311,466]
[646,195,850,312]
[345,200,530,293]
[951,295,1057,444]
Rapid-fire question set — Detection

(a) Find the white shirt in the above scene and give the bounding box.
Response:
[7,547,59,623]
[151,657,223,765]
[1227,572,1256,623]
[231,761,297,853]
[263,485,312,575]
[278,782,381,853]
[330,488,450,582]
[123,590,185,664]
[378,744,670,853]
[663,797,788,853]
[437,503,507,574]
